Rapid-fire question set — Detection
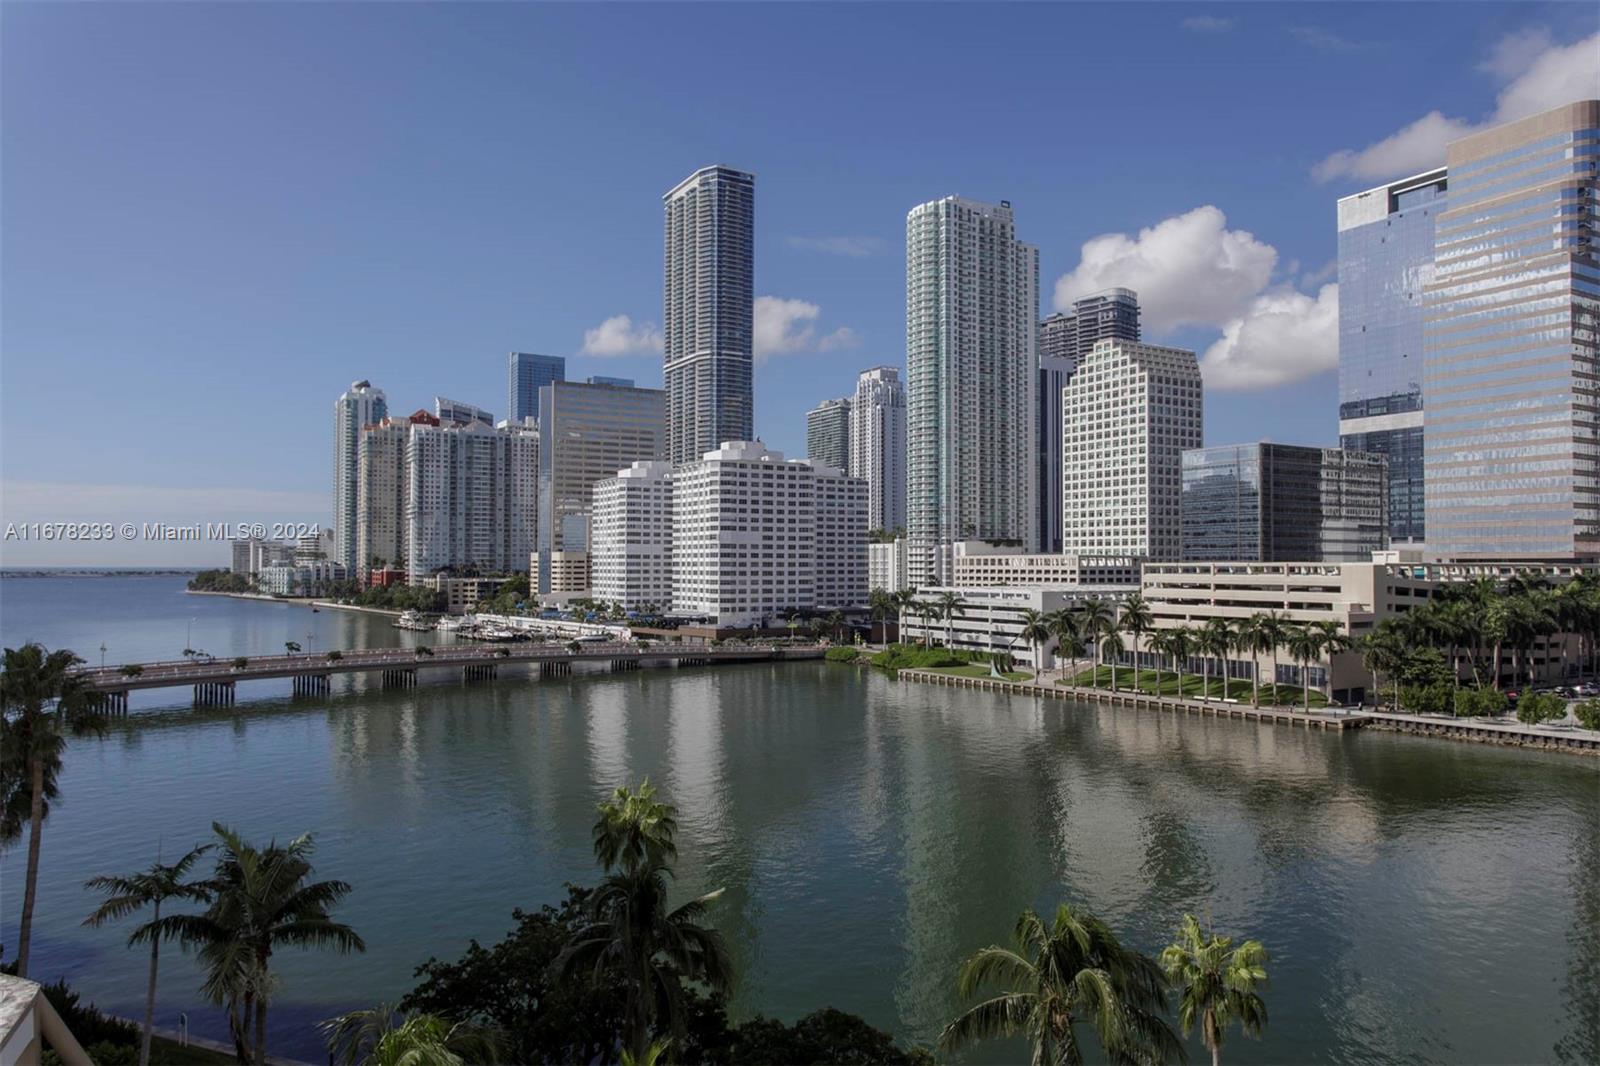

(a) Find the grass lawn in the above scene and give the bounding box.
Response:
[928,664,1035,682]
[1055,665,1329,708]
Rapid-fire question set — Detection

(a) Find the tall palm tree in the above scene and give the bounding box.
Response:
[1254,612,1289,705]
[1049,611,1087,686]
[1358,625,1405,710]
[893,588,919,645]
[1100,631,1126,693]
[141,823,365,1064]
[320,1003,502,1065]
[936,591,964,649]
[913,600,939,648]
[1119,595,1154,693]
[593,779,678,875]
[1285,626,1326,713]
[84,845,214,1066]
[1166,626,1196,698]
[1,642,107,977]
[1197,619,1235,702]
[1079,599,1115,678]
[1311,620,1350,702]
[1018,609,1052,676]
[1160,915,1268,1066]
[939,903,1184,1066]
[559,865,733,1064]
[868,589,895,642]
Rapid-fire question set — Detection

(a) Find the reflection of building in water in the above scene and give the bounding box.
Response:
[583,680,633,791]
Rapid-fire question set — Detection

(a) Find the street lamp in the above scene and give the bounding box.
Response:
[100,643,107,670]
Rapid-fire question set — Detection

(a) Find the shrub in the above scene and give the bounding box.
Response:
[119,664,143,677]
[824,647,860,663]
[232,656,249,670]
[1575,698,1600,731]
[1516,691,1567,726]
[869,643,966,671]
[1454,687,1507,718]
[326,650,343,662]
[415,645,434,657]
[1400,682,1453,716]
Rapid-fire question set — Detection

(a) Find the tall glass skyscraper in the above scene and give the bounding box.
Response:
[1423,101,1600,559]
[905,196,1038,583]
[1336,167,1446,549]
[663,165,755,465]
[507,352,565,424]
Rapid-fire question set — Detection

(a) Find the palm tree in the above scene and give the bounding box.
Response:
[893,588,919,645]
[559,865,733,1064]
[84,845,214,1066]
[1161,915,1268,1066]
[1358,624,1405,710]
[320,1004,501,1065]
[868,588,895,642]
[593,779,678,875]
[1285,626,1326,713]
[939,903,1184,1066]
[141,822,365,1064]
[1018,609,1052,676]
[1,642,107,977]
[1197,620,1234,702]
[1311,620,1350,702]
[284,641,301,656]
[936,591,964,648]
[1120,595,1153,693]
[1254,612,1289,705]
[1100,630,1126,693]
[1079,598,1115,680]
[1050,611,1088,686]
[1165,626,1196,698]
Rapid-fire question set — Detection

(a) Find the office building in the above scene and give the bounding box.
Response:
[1181,443,1388,563]
[811,462,868,610]
[434,396,494,428]
[850,366,907,534]
[405,420,537,581]
[537,379,667,592]
[333,380,388,571]
[663,165,755,465]
[806,397,852,470]
[1039,287,1141,362]
[1423,101,1600,559]
[1062,341,1202,560]
[1337,168,1446,548]
[587,375,634,388]
[906,196,1039,584]
[949,541,1143,588]
[1036,354,1074,553]
[591,460,675,610]
[507,353,566,424]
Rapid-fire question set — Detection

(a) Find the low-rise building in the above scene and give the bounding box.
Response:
[258,560,347,597]
[549,551,591,598]
[423,574,508,614]
[950,541,1143,588]
[899,585,1134,669]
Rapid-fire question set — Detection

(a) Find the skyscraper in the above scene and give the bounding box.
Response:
[1039,287,1141,362]
[1336,167,1445,549]
[849,366,907,534]
[1062,341,1202,560]
[1424,101,1600,559]
[1180,442,1388,562]
[1035,354,1074,553]
[434,396,494,427]
[906,196,1039,583]
[404,419,537,582]
[507,353,566,424]
[537,379,668,593]
[805,397,851,470]
[332,379,387,571]
[663,165,755,465]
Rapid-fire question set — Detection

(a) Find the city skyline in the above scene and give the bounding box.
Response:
[3,4,1598,563]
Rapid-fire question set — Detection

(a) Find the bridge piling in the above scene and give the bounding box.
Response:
[193,681,236,707]
[463,664,497,682]
[381,668,417,689]
[291,674,332,698]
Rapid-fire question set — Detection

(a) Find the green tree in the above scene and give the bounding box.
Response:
[935,591,964,648]
[1079,599,1116,676]
[593,779,678,876]
[1359,624,1406,710]
[1049,610,1086,683]
[1160,915,1268,1066]
[1575,698,1600,730]
[1120,595,1154,693]
[1197,620,1234,702]
[938,903,1184,1066]
[1255,612,1289,705]
[1018,609,1052,676]
[1100,630,1126,693]
[1,642,107,977]
[320,1003,502,1065]
[1237,615,1271,707]
[83,845,214,1066]
[893,588,920,646]
[141,822,365,1064]
[1285,626,1325,713]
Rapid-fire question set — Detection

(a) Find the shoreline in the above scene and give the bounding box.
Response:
[183,588,405,618]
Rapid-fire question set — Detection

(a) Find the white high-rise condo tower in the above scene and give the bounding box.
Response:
[333,379,387,571]
[1062,341,1202,561]
[849,366,907,534]
[663,165,755,466]
[905,196,1039,584]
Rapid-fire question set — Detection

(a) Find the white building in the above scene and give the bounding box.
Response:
[333,380,387,571]
[811,461,868,610]
[868,538,910,595]
[356,415,419,577]
[1062,340,1202,561]
[850,366,907,534]
[259,560,346,597]
[405,420,537,581]
[906,196,1038,585]
[899,585,1133,669]
[950,541,1143,588]
[591,460,674,611]
[434,396,494,427]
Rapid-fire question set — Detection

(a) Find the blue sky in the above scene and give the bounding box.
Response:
[3,2,1597,564]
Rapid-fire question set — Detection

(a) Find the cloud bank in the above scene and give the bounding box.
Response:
[580,315,663,357]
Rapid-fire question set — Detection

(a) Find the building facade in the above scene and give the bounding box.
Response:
[906,196,1039,584]
[1039,287,1141,362]
[1036,354,1075,553]
[811,462,868,610]
[590,460,675,611]
[849,366,907,534]
[507,352,566,424]
[950,542,1143,587]
[1180,443,1388,562]
[1423,101,1600,559]
[536,379,667,593]
[663,165,755,465]
[1337,168,1446,549]
[434,396,494,428]
[333,380,387,571]
[356,412,435,576]
[868,538,910,595]
[805,397,852,471]
[405,420,537,581]
[1062,341,1202,561]
[899,585,1134,669]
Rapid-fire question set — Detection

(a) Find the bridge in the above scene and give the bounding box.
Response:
[75,642,826,711]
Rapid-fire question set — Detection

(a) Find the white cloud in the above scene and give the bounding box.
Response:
[786,235,885,257]
[753,296,820,361]
[1201,284,1340,390]
[1289,26,1372,52]
[1181,15,1234,32]
[1314,29,1600,182]
[818,326,860,352]
[1053,206,1277,332]
[580,314,663,357]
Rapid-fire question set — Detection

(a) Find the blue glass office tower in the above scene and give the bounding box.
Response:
[1336,168,1446,549]
[507,352,566,424]
[1423,101,1600,559]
